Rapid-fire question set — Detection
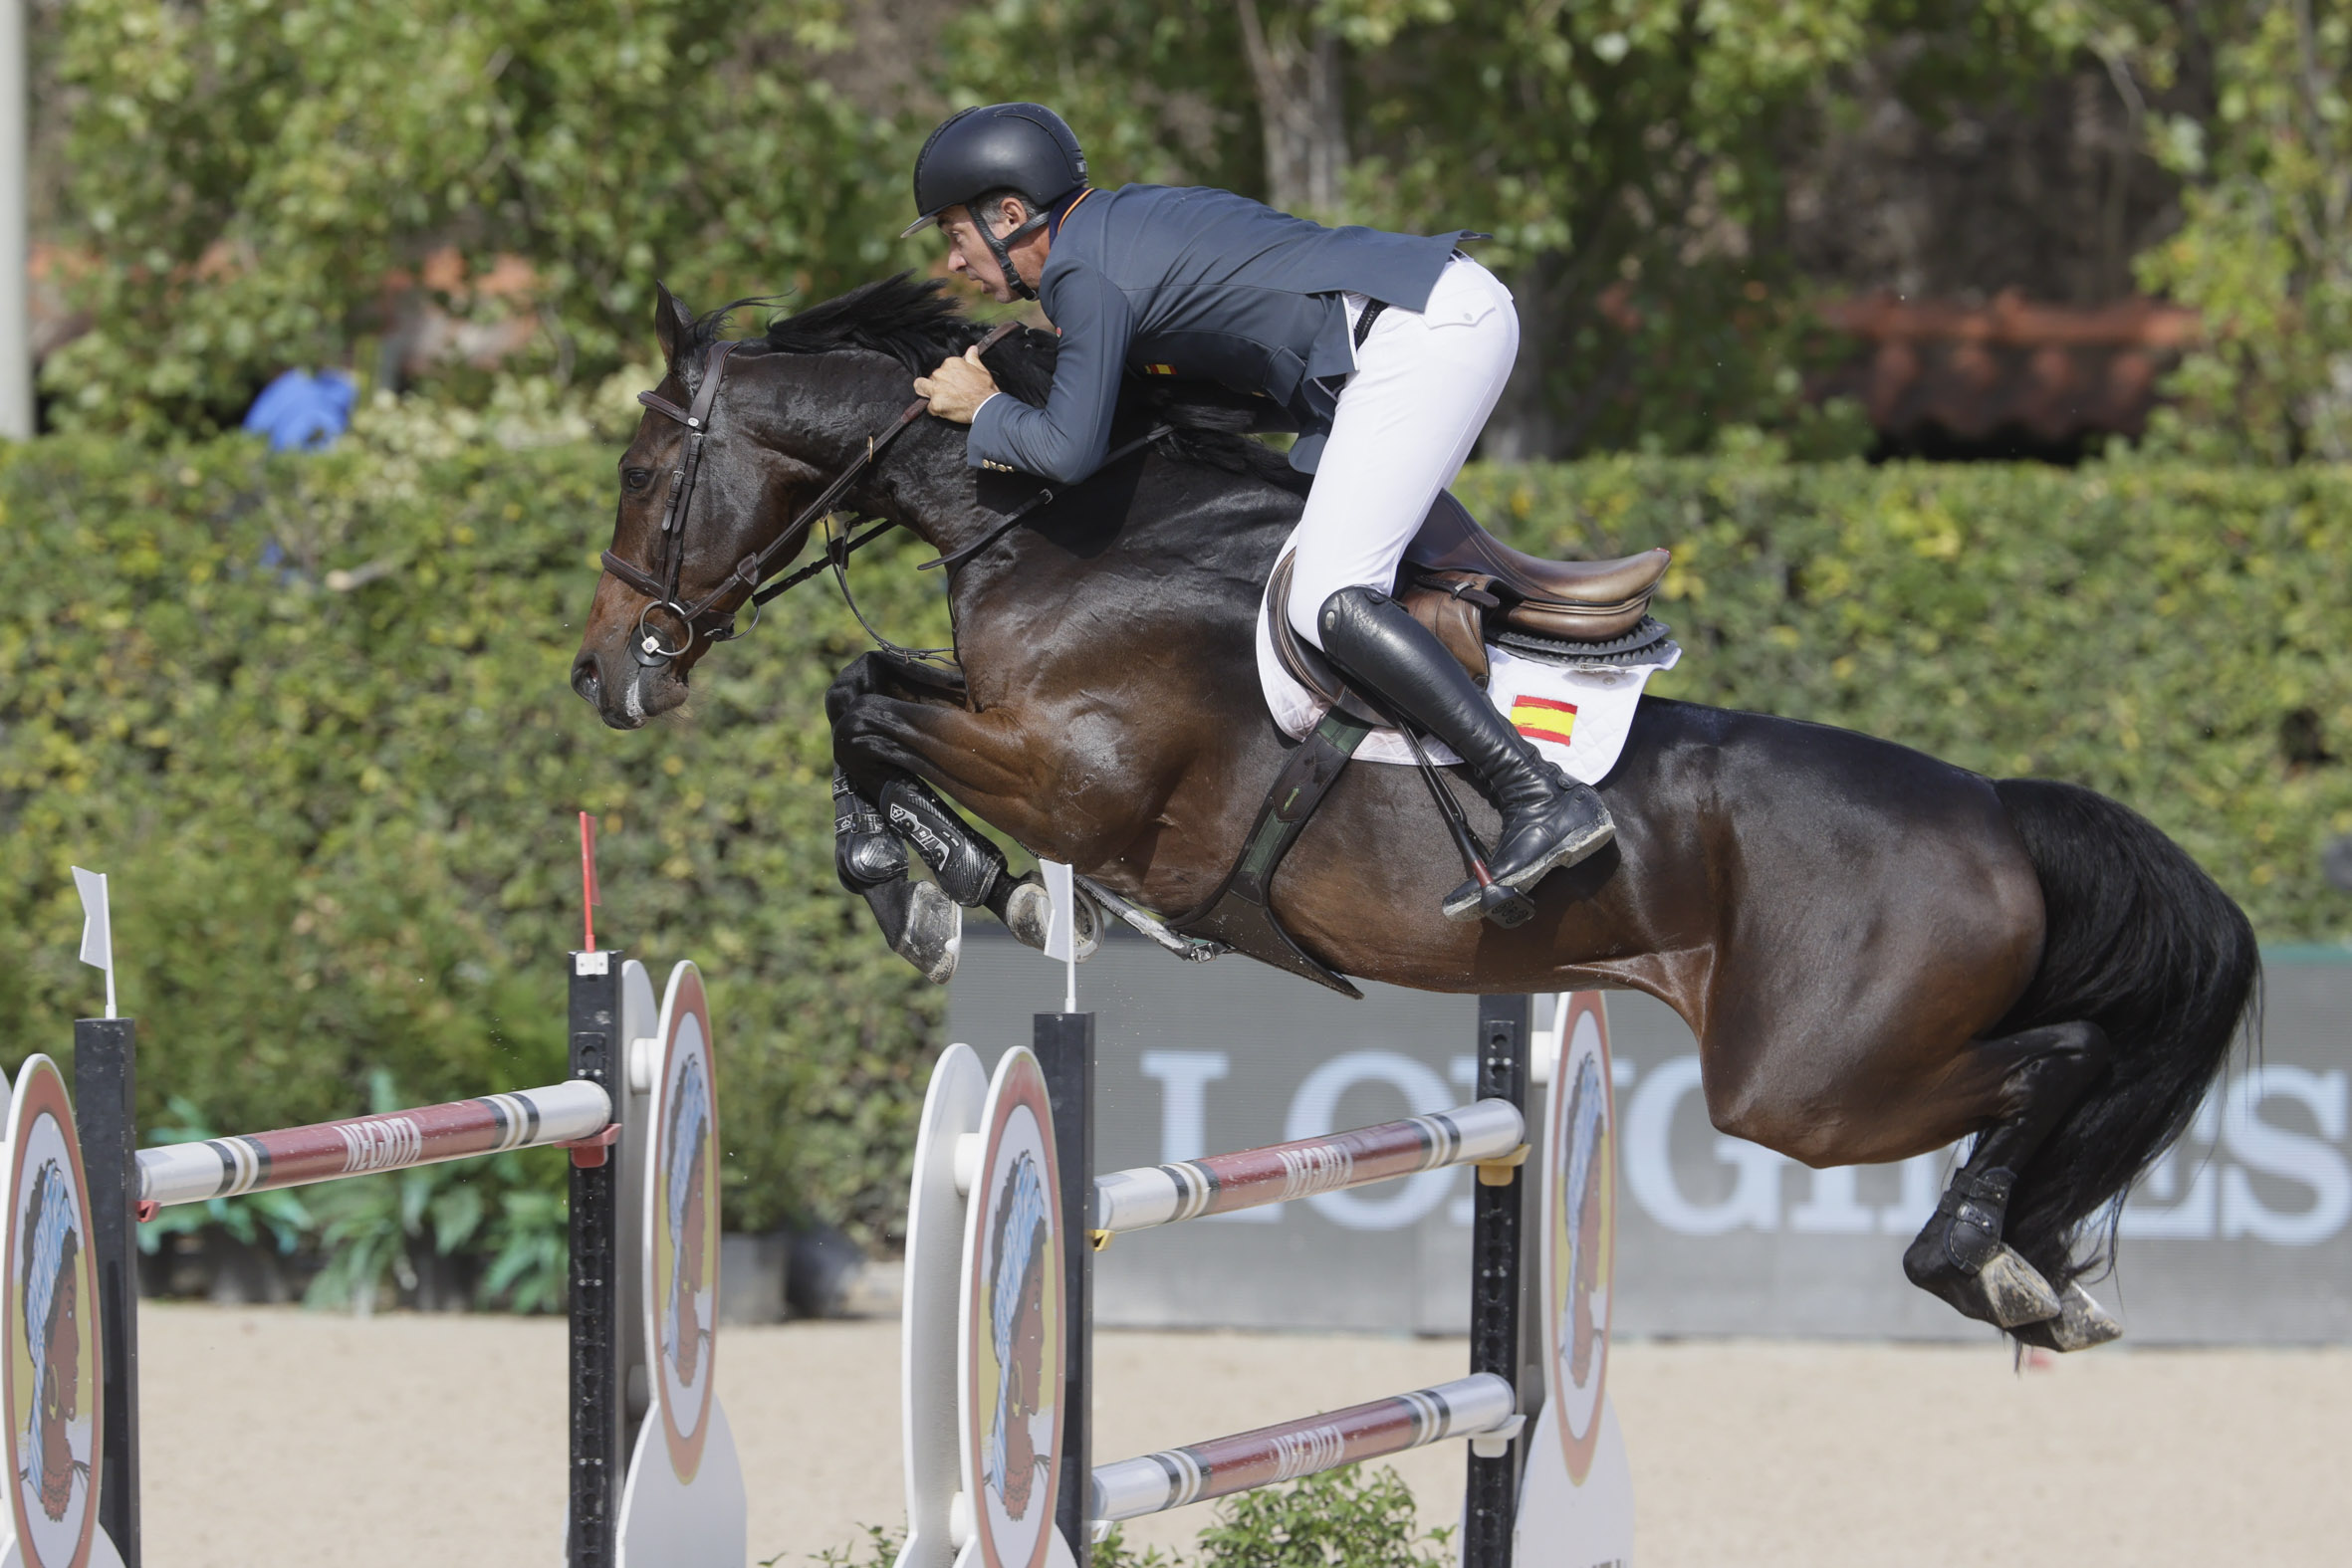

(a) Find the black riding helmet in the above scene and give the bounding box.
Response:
[900,104,1087,302]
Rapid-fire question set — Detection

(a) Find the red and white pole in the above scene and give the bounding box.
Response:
[135,1080,611,1208]
[1090,1098,1524,1234]
[1089,1373,1518,1523]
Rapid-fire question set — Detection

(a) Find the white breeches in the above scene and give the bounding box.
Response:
[1283,254,1521,647]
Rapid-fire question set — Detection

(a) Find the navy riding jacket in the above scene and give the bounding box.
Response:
[966,184,1471,483]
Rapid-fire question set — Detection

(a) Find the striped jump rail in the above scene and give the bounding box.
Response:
[1089,1373,1519,1524]
[136,1080,613,1208]
[1089,1098,1525,1235]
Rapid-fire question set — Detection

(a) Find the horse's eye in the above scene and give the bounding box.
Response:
[622,467,653,493]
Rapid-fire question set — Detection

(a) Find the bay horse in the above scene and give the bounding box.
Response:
[572,276,2257,1350]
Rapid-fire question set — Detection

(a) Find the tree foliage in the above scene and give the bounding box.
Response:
[36,0,2347,462]
[943,1,2137,455]
[45,0,905,435]
[2137,0,2352,462]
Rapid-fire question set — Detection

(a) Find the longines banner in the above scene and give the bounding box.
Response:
[946,928,2352,1344]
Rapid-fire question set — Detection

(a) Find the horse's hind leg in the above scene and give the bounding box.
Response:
[1904,1019,2120,1348]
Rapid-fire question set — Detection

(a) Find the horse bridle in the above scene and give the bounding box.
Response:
[601,324,1021,666]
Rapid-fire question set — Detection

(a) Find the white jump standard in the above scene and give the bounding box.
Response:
[902,992,1633,1568]
[51,944,746,1568]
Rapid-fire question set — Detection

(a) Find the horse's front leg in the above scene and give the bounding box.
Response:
[826,656,1093,979]
[827,653,1024,910]
[823,655,978,982]
[825,655,967,892]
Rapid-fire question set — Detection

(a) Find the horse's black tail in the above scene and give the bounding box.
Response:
[1991,778,2260,1295]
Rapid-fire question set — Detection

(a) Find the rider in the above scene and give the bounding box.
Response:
[906,103,1612,921]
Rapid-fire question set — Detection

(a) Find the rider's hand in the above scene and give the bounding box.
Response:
[915,346,1000,424]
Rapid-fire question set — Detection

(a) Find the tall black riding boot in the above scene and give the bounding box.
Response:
[1318,585,1614,921]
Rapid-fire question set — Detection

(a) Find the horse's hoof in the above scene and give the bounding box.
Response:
[1971,1244,2064,1328]
[1905,1230,2061,1329]
[2014,1282,2123,1353]
[1002,874,1103,961]
[866,879,962,985]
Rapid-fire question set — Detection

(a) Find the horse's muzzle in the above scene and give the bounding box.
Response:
[571,648,656,730]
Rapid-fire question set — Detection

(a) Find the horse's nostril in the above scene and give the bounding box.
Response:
[571,654,600,702]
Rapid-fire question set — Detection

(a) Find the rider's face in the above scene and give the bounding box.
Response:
[938,201,1027,303]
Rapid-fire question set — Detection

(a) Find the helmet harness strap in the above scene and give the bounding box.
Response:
[979,197,1049,303]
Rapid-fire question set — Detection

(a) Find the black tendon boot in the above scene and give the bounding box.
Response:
[879,776,1014,908]
[833,770,909,893]
[1318,586,1614,920]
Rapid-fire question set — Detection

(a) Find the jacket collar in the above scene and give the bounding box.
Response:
[1047,186,1095,243]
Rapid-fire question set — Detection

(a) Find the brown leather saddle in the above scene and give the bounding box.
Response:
[1270,490,1671,707]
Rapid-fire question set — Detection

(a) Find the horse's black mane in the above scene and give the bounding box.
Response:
[684,274,1308,496]
[760,273,987,373]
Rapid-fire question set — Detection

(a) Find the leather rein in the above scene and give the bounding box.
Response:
[601,322,1024,667]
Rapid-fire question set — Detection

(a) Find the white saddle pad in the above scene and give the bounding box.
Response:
[1255,581,1679,783]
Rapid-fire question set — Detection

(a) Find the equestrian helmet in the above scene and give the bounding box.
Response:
[900,104,1087,240]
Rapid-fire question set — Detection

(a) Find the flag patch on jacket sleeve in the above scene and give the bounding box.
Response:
[1511,696,1577,746]
[1144,362,1176,375]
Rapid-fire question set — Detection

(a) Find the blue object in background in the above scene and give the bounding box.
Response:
[242,369,356,452]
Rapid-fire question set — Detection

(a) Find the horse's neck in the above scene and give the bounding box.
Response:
[859,425,1000,563]
[935,456,1299,674]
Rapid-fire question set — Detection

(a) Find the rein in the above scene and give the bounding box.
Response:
[918,422,1172,575]
[603,322,1023,667]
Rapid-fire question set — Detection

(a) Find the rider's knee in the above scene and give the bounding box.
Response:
[1302,582,1398,653]
[1284,578,1333,646]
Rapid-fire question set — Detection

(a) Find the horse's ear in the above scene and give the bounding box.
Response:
[653,282,693,368]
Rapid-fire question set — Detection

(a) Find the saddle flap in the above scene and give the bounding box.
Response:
[1396,574,1493,688]
[1270,554,1491,710]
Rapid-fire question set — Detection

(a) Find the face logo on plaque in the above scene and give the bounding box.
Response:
[1548,1001,1615,1487]
[662,1051,714,1391]
[650,966,720,1485]
[964,1048,1063,1568]
[23,1163,83,1530]
[983,1150,1052,1522]
[5,1061,103,1568]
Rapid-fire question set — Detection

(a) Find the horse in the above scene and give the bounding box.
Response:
[572,275,2257,1351]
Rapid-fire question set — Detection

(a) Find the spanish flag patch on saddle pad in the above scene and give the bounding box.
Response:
[1510,695,1579,747]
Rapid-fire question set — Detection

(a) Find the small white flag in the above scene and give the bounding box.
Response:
[1041,859,1078,1014]
[72,865,117,1018]
[1042,860,1076,963]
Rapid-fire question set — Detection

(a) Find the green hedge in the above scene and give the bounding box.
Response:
[4,434,2347,1244]
[0,430,950,1245]
[1451,458,2352,938]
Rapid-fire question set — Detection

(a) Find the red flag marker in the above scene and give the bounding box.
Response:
[580,812,601,951]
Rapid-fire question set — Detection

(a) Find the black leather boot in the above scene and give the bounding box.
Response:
[1318,585,1614,920]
